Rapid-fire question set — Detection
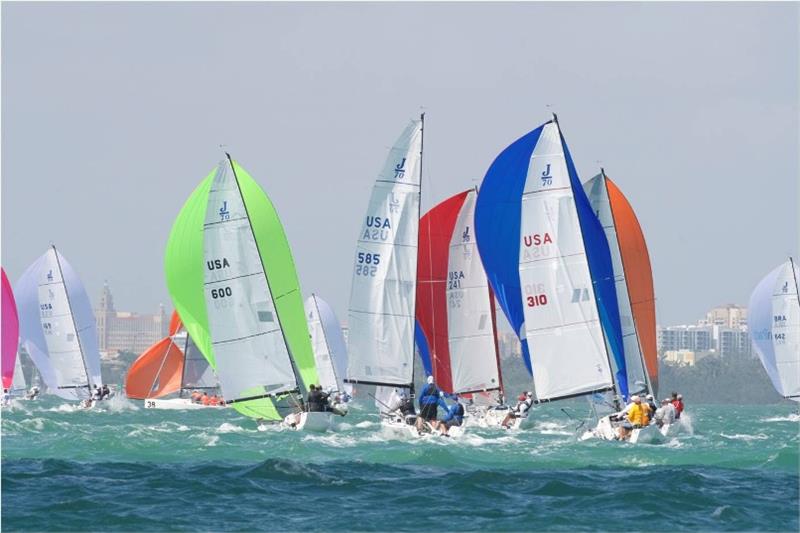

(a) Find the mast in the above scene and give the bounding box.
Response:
[51,245,93,395]
[600,167,653,398]
[410,111,425,396]
[225,153,303,403]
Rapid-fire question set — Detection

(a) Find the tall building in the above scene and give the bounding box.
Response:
[96,282,169,358]
[701,304,747,328]
[658,304,752,360]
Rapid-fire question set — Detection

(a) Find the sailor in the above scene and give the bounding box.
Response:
[191,390,202,403]
[654,398,676,427]
[672,393,685,419]
[416,376,448,430]
[501,391,533,429]
[627,395,650,427]
[437,397,465,436]
[398,391,417,425]
[201,392,210,406]
[101,384,111,400]
[26,386,39,400]
[2,388,10,405]
[91,385,101,401]
[646,394,658,416]
[208,394,219,407]
[319,387,333,412]
[307,385,325,412]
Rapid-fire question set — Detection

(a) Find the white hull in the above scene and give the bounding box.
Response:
[283,411,336,432]
[143,398,220,410]
[379,414,466,439]
[581,415,667,444]
[465,405,527,430]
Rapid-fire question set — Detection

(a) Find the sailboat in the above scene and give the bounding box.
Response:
[475,116,633,435]
[165,154,326,431]
[580,169,669,442]
[2,267,26,403]
[14,246,104,406]
[125,311,221,409]
[748,258,800,402]
[416,188,508,427]
[305,294,351,403]
[346,116,426,437]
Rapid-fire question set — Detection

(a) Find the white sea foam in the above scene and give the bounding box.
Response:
[720,432,769,442]
[761,413,800,423]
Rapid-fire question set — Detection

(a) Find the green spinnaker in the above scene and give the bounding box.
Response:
[164,160,319,421]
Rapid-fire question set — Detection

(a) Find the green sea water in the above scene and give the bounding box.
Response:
[2,397,797,531]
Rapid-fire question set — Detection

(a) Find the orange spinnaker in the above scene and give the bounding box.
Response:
[606,177,658,394]
[168,309,183,337]
[124,337,184,399]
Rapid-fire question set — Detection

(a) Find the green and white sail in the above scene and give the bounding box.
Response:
[165,156,318,420]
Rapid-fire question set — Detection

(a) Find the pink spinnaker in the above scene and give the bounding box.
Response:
[2,267,20,390]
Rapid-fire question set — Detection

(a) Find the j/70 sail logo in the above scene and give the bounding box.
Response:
[782,281,789,294]
[462,226,471,243]
[219,201,230,221]
[541,163,553,187]
[46,269,54,282]
[394,158,406,179]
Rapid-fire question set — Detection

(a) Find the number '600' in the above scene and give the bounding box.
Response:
[211,287,233,299]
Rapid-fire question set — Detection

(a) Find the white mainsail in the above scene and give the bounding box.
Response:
[347,119,423,387]
[11,351,26,393]
[583,173,650,396]
[447,190,501,394]
[305,294,349,394]
[203,158,298,402]
[519,122,614,401]
[749,258,800,401]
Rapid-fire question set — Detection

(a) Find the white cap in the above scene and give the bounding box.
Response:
[677,394,683,400]
[526,391,533,398]
[427,376,434,384]
[646,394,654,400]
[631,395,641,402]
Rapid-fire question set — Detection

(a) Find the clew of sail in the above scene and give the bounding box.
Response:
[2,268,20,390]
[347,119,423,388]
[748,258,800,401]
[475,118,626,402]
[584,172,657,397]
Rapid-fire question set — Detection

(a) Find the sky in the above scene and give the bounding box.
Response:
[2,2,798,327]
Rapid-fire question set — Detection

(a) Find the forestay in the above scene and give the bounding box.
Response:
[202,158,298,402]
[748,259,800,401]
[347,119,423,388]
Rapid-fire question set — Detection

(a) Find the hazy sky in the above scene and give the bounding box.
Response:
[2,2,798,326]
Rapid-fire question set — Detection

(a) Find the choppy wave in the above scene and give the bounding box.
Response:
[2,400,798,531]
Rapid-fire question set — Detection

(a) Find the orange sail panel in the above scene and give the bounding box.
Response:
[168,310,183,337]
[606,178,658,393]
[124,337,184,399]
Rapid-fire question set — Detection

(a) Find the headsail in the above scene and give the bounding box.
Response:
[475,117,626,402]
[748,258,800,401]
[165,156,318,419]
[584,171,657,396]
[305,295,350,394]
[347,119,424,388]
[15,247,102,400]
[416,189,501,395]
[2,268,20,390]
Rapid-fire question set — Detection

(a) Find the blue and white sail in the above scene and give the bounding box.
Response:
[748,258,800,401]
[475,117,627,401]
[15,246,103,400]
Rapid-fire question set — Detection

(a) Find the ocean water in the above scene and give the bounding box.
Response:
[2,398,797,532]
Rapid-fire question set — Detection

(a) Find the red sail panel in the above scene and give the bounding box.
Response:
[124,337,184,399]
[416,190,470,393]
[168,309,183,337]
[606,177,658,393]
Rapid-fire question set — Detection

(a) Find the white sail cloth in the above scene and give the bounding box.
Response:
[15,247,102,400]
[519,123,613,401]
[202,160,298,401]
[748,259,800,401]
[347,120,423,387]
[447,190,501,394]
[305,295,350,394]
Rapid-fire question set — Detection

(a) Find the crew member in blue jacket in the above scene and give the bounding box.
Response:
[417,376,448,430]
[436,397,465,436]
